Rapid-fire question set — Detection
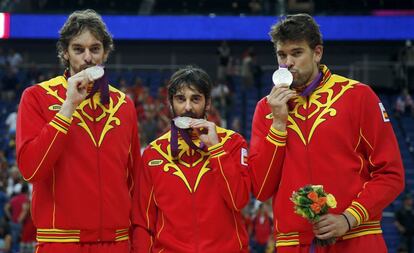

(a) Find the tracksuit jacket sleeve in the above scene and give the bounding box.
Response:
[132,150,156,253]
[16,88,71,182]
[208,133,251,211]
[346,86,405,225]
[249,99,287,202]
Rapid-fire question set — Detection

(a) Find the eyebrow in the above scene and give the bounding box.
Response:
[71,43,102,48]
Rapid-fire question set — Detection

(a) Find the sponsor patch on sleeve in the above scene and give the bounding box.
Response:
[148,160,163,166]
[241,148,248,166]
[378,102,390,122]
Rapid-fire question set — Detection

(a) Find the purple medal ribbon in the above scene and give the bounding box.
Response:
[301,71,323,97]
[170,121,205,159]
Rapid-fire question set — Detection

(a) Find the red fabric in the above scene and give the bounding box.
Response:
[276,234,387,253]
[249,65,404,246]
[35,241,129,253]
[16,75,141,242]
[253,215,272,244]
[9,193,28,222]
[21,216,36,242]
[132,127,250,253]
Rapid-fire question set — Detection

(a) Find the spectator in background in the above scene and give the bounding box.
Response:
[6,49,23,74]
[395,194,414,253]
[5,106,17,135]
[4,183,29,253]
[0,48,7,68]
[1,66,19,101]
[251,203,273,253]
[0,219,12,253]
[395,88,414,117]
[19,200,36,253]
[6,166,23,197]
[249,0,263,14]
[0,183,8,222]
[217,41,231,81]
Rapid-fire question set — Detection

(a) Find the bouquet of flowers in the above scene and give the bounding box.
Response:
[290,185,337,246]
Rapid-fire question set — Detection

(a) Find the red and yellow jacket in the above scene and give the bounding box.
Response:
[16,75,141,243]
[249,65,405,247]
[132,127,250,253]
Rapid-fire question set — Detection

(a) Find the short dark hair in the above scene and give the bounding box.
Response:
[269,13,323,50]
[56,9,114,67]
[168,66,212,102]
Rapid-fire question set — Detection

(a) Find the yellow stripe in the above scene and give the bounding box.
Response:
[346,207,362,225]
[232,209,243,250]
[211,150,226,158]
[51,118,68,131]
[208,142,223,152]
[37,238,80,242]
[116,228,129,233]
[146,187,154,229]
[269,126,287,137]
[24,131,60,181]
[156,212,164,239]
[353,201,369,221]
[342,229,382,240]
[55,113,72,125]
[52,168,56,228]
[266,135,286,147]
[257,146,278,199]
[276,240,300,247]
[218,157,239,211]
[49,121,67,134]
[115,235,129,241]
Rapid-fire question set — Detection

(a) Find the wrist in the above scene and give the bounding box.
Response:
[59,100,77,118]
[271,120,287,132]
[342,211,357,230]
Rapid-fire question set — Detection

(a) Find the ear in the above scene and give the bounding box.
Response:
[313,45,323,64]
[205,99,211,112]
[63,51,69,61]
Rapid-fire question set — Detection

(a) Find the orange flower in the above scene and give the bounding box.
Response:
[311,203,321,214]
[317,197,327,206]
[307,191,319,203]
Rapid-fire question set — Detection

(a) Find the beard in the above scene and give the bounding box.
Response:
[290,71,313,92]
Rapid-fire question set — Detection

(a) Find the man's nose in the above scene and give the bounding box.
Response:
[83,49,92,63]
[286,55,294,68]
[184,100,192,111]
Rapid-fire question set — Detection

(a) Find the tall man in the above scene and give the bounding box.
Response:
[16,9,141,253]
[249,14,405,253]
[133,66,251,252]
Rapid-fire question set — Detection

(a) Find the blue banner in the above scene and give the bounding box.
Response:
[8,14,414,41]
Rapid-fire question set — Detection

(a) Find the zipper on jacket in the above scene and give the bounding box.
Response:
[92,97,103,241]
[305,97,312,182]
[190,149,200,253]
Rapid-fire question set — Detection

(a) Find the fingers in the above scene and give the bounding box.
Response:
[68,71,94,90]
[189,119,215,130]
[313,214,349,239]
[267,86,297,105]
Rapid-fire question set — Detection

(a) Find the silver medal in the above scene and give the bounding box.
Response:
[173,116,192,129]
[84,65,105,81]
[272,67,293,87]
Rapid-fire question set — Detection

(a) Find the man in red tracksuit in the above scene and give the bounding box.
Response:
[132,66,251,253]
[16,9,141,253]
[249,14,405,253]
